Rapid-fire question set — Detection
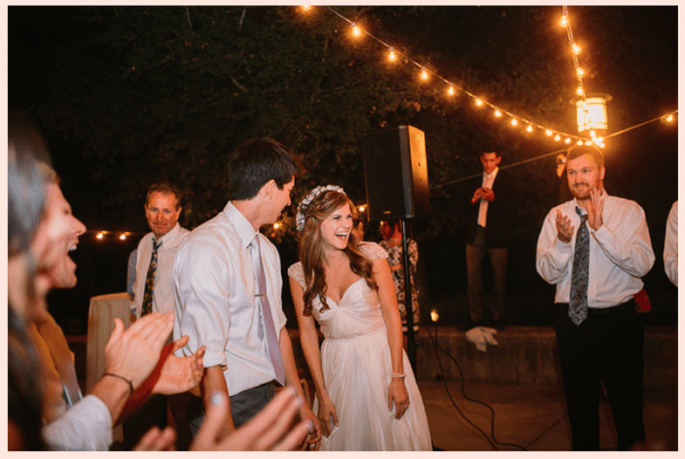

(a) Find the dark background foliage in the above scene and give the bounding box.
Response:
[9,6,677,333]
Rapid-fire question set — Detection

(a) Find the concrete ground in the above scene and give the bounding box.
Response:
[419,381,678,451]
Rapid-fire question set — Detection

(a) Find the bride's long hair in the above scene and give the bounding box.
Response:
[299,190,377,315]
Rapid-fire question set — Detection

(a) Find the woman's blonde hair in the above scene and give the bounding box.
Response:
[298,189,377,315]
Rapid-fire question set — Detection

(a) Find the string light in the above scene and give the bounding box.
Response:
[511,118,518,126]
[554,134,561,141]
[273,222,280,229]
[96,232,104,240]
[494,109,502,117]
[300,5,311,12]
[420,67,429,80]
[315,6,639,147]
[119,234,127,240]
[565,138,571,144]
[351,22,362,38]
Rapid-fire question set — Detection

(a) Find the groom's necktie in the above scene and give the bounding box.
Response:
[249,235,286,385]
[569,207,589,325]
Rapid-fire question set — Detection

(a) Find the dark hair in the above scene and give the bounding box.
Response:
[227,138,304,201]
[567,144,604,169]
[298,190,376,316]
[8,111,50,258]
[146,181,183,209]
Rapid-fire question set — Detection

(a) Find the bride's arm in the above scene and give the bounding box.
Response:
[373,258,410,420]
[289,276,338,437]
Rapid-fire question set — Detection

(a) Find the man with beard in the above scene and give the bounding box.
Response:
[536,144,654,450]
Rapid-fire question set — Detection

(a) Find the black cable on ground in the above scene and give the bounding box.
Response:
[426,323,528,451]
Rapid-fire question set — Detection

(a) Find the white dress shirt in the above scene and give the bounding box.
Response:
[663,201,678,286]
[42,395,112,450]
[536,192,655,308]
[130,222,189,317]
[173,201,286,396]
[477,167,498,227]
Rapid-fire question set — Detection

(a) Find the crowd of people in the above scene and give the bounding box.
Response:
[8,110,677,451]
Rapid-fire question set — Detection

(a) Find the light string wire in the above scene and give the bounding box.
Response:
[321,6,583,143]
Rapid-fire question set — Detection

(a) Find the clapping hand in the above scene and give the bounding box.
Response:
[104,312,174,389]
[587,188,604,231]
[555,210,575,244]
[150,336,206,395]
[191,387,311,451]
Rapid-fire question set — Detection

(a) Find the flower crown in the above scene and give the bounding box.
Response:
[296,185,346,232]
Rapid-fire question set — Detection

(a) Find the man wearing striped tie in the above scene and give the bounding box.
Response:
[536,144,654,451]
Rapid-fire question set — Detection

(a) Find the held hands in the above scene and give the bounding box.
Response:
[298,400,322,445]
[388,377,410,420]
[317,392,339,438]
[104,312,174,389]
[190,387,311,451]
[555,210,574,244]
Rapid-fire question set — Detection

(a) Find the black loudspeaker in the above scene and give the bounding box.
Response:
[362,125,430,221]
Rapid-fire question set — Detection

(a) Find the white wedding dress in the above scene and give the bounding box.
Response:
[288,242,432,451]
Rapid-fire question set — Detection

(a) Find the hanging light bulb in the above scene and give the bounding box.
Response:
[420,67,429,80]
[577,140,584,145]
[351,23,362,38]
[576,68,584,77]
[447,85,455,96]
[572,44,581,55]
[576,87,585,97]
[545,129,553,136]
[510,118,518,126]
[554,135,561,141]
[666,114,674,122]
[96,232,104,240]
[526,125,533,133]
[494,109,502,117]
[387,47,397,62]
[300,5,311,12]
[565,138,571,144]
[119,233,127,241]
[560,14,569,27]
[475,98,484,107]
[273,222,280,229]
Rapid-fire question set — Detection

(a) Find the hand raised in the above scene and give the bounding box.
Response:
[555,210,575,244]
[152,336,206,395]
[481,188,495,201]
[587,188,604,231]
[104,312,174,388]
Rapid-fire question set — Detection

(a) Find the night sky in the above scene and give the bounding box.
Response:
[8,6,679,332]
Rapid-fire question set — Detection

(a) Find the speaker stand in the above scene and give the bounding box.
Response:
[400,219,417,373]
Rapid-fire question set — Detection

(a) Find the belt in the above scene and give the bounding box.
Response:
[587,300,635,317]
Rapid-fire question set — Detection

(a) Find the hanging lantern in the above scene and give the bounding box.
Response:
[574,94,611,135]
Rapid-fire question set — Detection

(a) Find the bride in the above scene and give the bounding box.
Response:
[287,185,432,451]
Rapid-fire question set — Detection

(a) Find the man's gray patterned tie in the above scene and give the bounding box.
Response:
[249,235,285,385]
[569,207,589,325]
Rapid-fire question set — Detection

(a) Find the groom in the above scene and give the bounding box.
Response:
[173,138,321,443]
